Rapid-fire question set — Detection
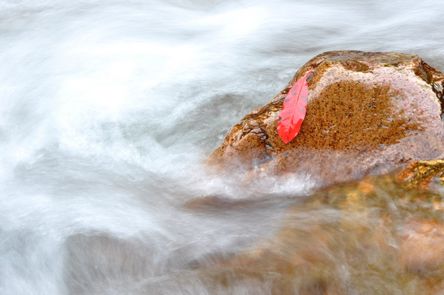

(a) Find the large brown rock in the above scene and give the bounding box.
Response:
[210,51,444,186]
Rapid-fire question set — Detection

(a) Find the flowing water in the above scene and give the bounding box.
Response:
[0,0,443,294]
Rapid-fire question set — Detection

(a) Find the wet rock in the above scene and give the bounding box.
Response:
[397,159,444,189]
[194,160,444,294]
[210,51,444,186]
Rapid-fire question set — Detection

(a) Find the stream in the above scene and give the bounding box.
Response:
[0,0,443,294]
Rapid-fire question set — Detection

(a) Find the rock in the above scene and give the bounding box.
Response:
[210,51,444,186]
[194,160,444,294]
[396,159,444,189]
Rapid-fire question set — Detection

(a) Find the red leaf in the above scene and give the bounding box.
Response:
[277,71,311,144]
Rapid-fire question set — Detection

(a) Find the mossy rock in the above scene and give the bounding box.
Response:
[210,51,444,187]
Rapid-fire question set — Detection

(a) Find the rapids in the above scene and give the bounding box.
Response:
[0,0,443,294]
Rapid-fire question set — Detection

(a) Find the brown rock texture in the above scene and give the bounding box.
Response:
[397,159,444,189]
[210,51,444,186]
[193,159,444,294]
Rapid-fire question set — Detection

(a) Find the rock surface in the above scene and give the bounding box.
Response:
[210,51,444,186]
[193,159,444,294]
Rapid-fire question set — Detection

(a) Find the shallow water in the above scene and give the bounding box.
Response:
[0,0,443,294]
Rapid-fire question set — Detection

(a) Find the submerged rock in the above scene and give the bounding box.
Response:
[193,159,444,294]
[210,51,444,186]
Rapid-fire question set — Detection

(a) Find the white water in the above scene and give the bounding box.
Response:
[0,0,443,294]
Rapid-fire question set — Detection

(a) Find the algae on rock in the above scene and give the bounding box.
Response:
[210,51,444,187]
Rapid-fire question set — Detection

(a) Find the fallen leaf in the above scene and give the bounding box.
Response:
[277,71,311,144]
